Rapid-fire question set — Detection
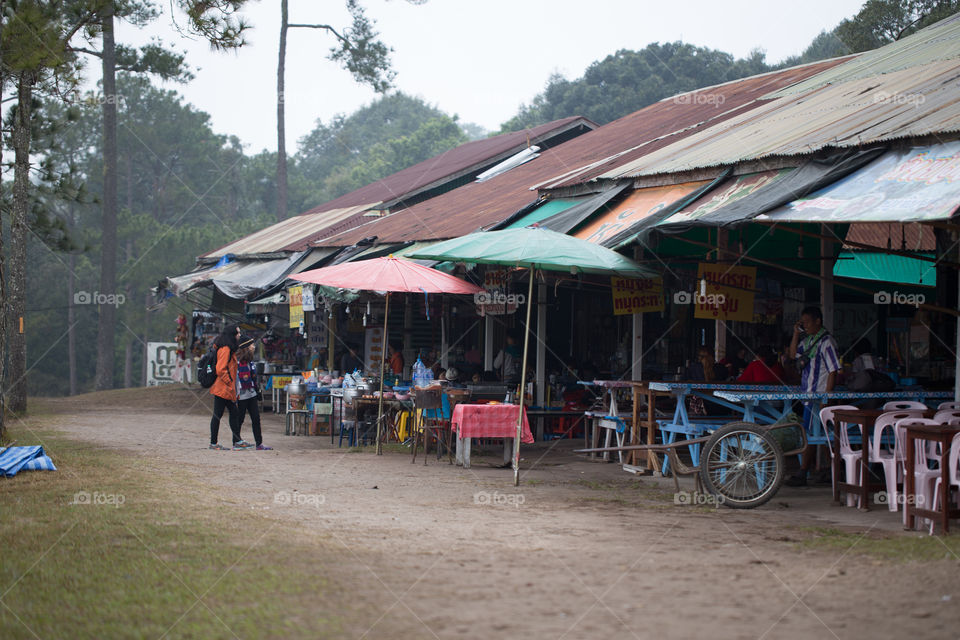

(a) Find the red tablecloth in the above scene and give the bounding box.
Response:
[450,404,534,443]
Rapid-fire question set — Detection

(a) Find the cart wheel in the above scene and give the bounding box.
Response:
[699,422,784,509]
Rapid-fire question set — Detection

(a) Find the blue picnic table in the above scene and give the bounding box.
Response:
[647,382,790,474]
[647,382,952,475]
[711,388,953,445]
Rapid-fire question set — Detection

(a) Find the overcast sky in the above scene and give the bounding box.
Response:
[114,0,866,154]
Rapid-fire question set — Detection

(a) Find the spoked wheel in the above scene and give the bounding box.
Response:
[699,422,784,509]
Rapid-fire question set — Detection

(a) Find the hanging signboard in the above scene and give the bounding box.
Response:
[288,285,303,328]
[364,326,384,373]
[610,276,664,315]
[476,269,520,316]
[693,264,756,322]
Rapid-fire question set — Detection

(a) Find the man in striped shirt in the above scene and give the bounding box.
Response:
[785,306,840,486]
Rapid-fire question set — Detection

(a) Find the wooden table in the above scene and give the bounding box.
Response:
[831,409,935,511]
[631,382,674,472]
[904,423,960,533]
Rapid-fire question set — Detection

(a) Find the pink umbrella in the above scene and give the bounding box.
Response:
[291,255,484,295]
[291,256,483,453]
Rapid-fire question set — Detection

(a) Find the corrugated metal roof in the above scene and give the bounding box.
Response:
[834,251,936,286]
[301,116,596,217]
[599,58,960,181]
[765,13,960,99]
[200,117,595,260]
[314,59,845,247]
[202,204,376,258]
[845,223,936,251]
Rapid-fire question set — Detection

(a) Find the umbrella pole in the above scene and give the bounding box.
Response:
[514,270,535,486]
[376,293,390,455]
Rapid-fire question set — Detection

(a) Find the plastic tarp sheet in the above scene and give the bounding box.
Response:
[761,142,960,223]
[165,252,308,300]
[658,169,795,227]
[571,181,710,245]
[834,251,936,286]
[537,182,633,233]
[660,148,887,229]
[0,446,56,476]
[504,198,582,229]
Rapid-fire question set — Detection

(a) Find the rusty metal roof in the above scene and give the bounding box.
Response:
[315,59,845,247]
[845,223,936,251]
[302,116,595,217]
[201,117,596,259]
[598,57,960,181]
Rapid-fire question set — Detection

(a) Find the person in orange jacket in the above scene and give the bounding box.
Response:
[208,324,251,450]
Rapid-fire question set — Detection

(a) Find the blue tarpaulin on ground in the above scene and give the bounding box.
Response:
[0,446,56,477]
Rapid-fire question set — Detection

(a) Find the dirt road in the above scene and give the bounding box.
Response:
[38,387,960,639]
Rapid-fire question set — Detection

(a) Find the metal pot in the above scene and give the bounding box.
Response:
[341,387,361,406]
[355,379,375,394]
[285,381,306,396]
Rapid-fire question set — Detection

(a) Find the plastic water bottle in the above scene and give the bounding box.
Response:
[412,357,425,387]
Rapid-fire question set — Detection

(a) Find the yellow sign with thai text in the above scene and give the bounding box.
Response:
[693,264,756,322]
[288,286,304,328]
[611,276,664,315]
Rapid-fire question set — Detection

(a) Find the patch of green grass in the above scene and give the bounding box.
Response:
[0,422,345,639]
[572,478,644,491]
[797,526,960,561]
[345,443,409,454]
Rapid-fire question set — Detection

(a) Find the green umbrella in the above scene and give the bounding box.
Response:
[408,226,656,485]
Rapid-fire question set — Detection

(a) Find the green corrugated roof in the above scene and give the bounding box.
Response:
[833,251,936,287]
[765,13,960,98]
[505,198,581,229]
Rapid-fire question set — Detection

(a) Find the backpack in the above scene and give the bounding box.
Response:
[197,346,219,389]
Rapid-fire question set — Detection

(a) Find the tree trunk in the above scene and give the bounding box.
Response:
[142,293,150,386]
[95,5,118,391]
[8,72,34,414]
[68,201,78,395]
[68,252,77,396]
[276,0,289,222]
[124,338,133,388]
[0,1,7,438]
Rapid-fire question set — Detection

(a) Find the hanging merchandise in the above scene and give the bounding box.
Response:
[302,285,316,312]
[173,314,190,383]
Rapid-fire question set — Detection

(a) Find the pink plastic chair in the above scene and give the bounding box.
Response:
[929,432,960,535]
[937,401,960,411]
[897,417,942,529]
[933,410,960,424]
[869,411,926,512]
[883,401,928,411]
[820,405,860,507]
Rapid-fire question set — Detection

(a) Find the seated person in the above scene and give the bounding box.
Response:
[719,347,748,378]
[685,347,727,382]
[737,346,787,385]
[339,343,364,375]
[850,338,876,375]
[444,367,465,388]
[685,347,728,415]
